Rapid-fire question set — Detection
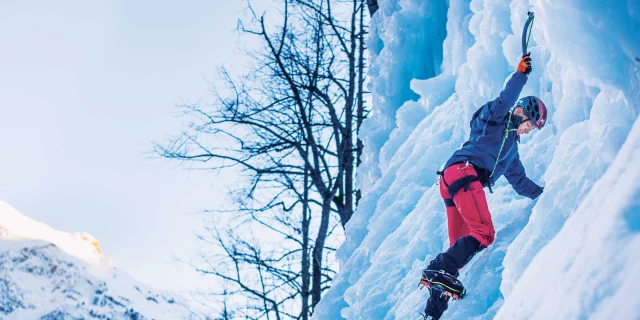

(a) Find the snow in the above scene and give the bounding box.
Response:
[0,201,207,319]
[0,201,104,264]
[496,113,640,319]
[314,0,640,319]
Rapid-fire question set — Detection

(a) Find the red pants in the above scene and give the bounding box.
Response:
[439,162,495,247]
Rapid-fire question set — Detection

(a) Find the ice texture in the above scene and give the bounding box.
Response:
[313,0,640,319]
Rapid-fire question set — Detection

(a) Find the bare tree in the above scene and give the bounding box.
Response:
[291,0,369,229]
[154,0,369,318]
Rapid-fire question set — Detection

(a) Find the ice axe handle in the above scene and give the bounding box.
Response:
[522,12,535,56]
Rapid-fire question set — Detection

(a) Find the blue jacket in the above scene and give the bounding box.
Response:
[444,72,542,200]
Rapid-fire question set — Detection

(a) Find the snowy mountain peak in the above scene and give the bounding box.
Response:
[0,202,207,319]
[0,201,104,264]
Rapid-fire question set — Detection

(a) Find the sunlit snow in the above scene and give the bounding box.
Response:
[0,201,204,319]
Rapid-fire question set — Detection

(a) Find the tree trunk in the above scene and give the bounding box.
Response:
[301,148,311,319]
[356,0,367,208]
[311,197,332,307]
[341,0,359,227]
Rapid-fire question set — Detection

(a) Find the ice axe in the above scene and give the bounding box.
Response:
[522,12,535,56]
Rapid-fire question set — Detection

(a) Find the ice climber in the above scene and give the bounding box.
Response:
[420,54,548,320]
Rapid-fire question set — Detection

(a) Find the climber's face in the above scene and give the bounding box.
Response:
[514,107,536,135]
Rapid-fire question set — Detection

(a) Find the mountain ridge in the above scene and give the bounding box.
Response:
[0,201,207,320]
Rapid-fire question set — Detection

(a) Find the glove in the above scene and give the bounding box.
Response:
[517,54,532,75]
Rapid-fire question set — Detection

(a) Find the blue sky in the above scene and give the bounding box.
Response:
[0,0,266,291]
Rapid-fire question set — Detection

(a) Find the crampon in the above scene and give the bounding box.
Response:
[419,269,466,300]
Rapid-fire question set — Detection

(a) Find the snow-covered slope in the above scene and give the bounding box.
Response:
[314,0,640,319]
[0,201,205,319]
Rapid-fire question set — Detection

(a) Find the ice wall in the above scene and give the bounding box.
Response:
[314,0,640,319]
[495,105,640,320]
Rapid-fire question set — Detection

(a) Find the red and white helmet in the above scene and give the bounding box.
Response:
[516,96,547,128]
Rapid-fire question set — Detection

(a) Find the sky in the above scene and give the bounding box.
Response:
[0,0,270,292]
